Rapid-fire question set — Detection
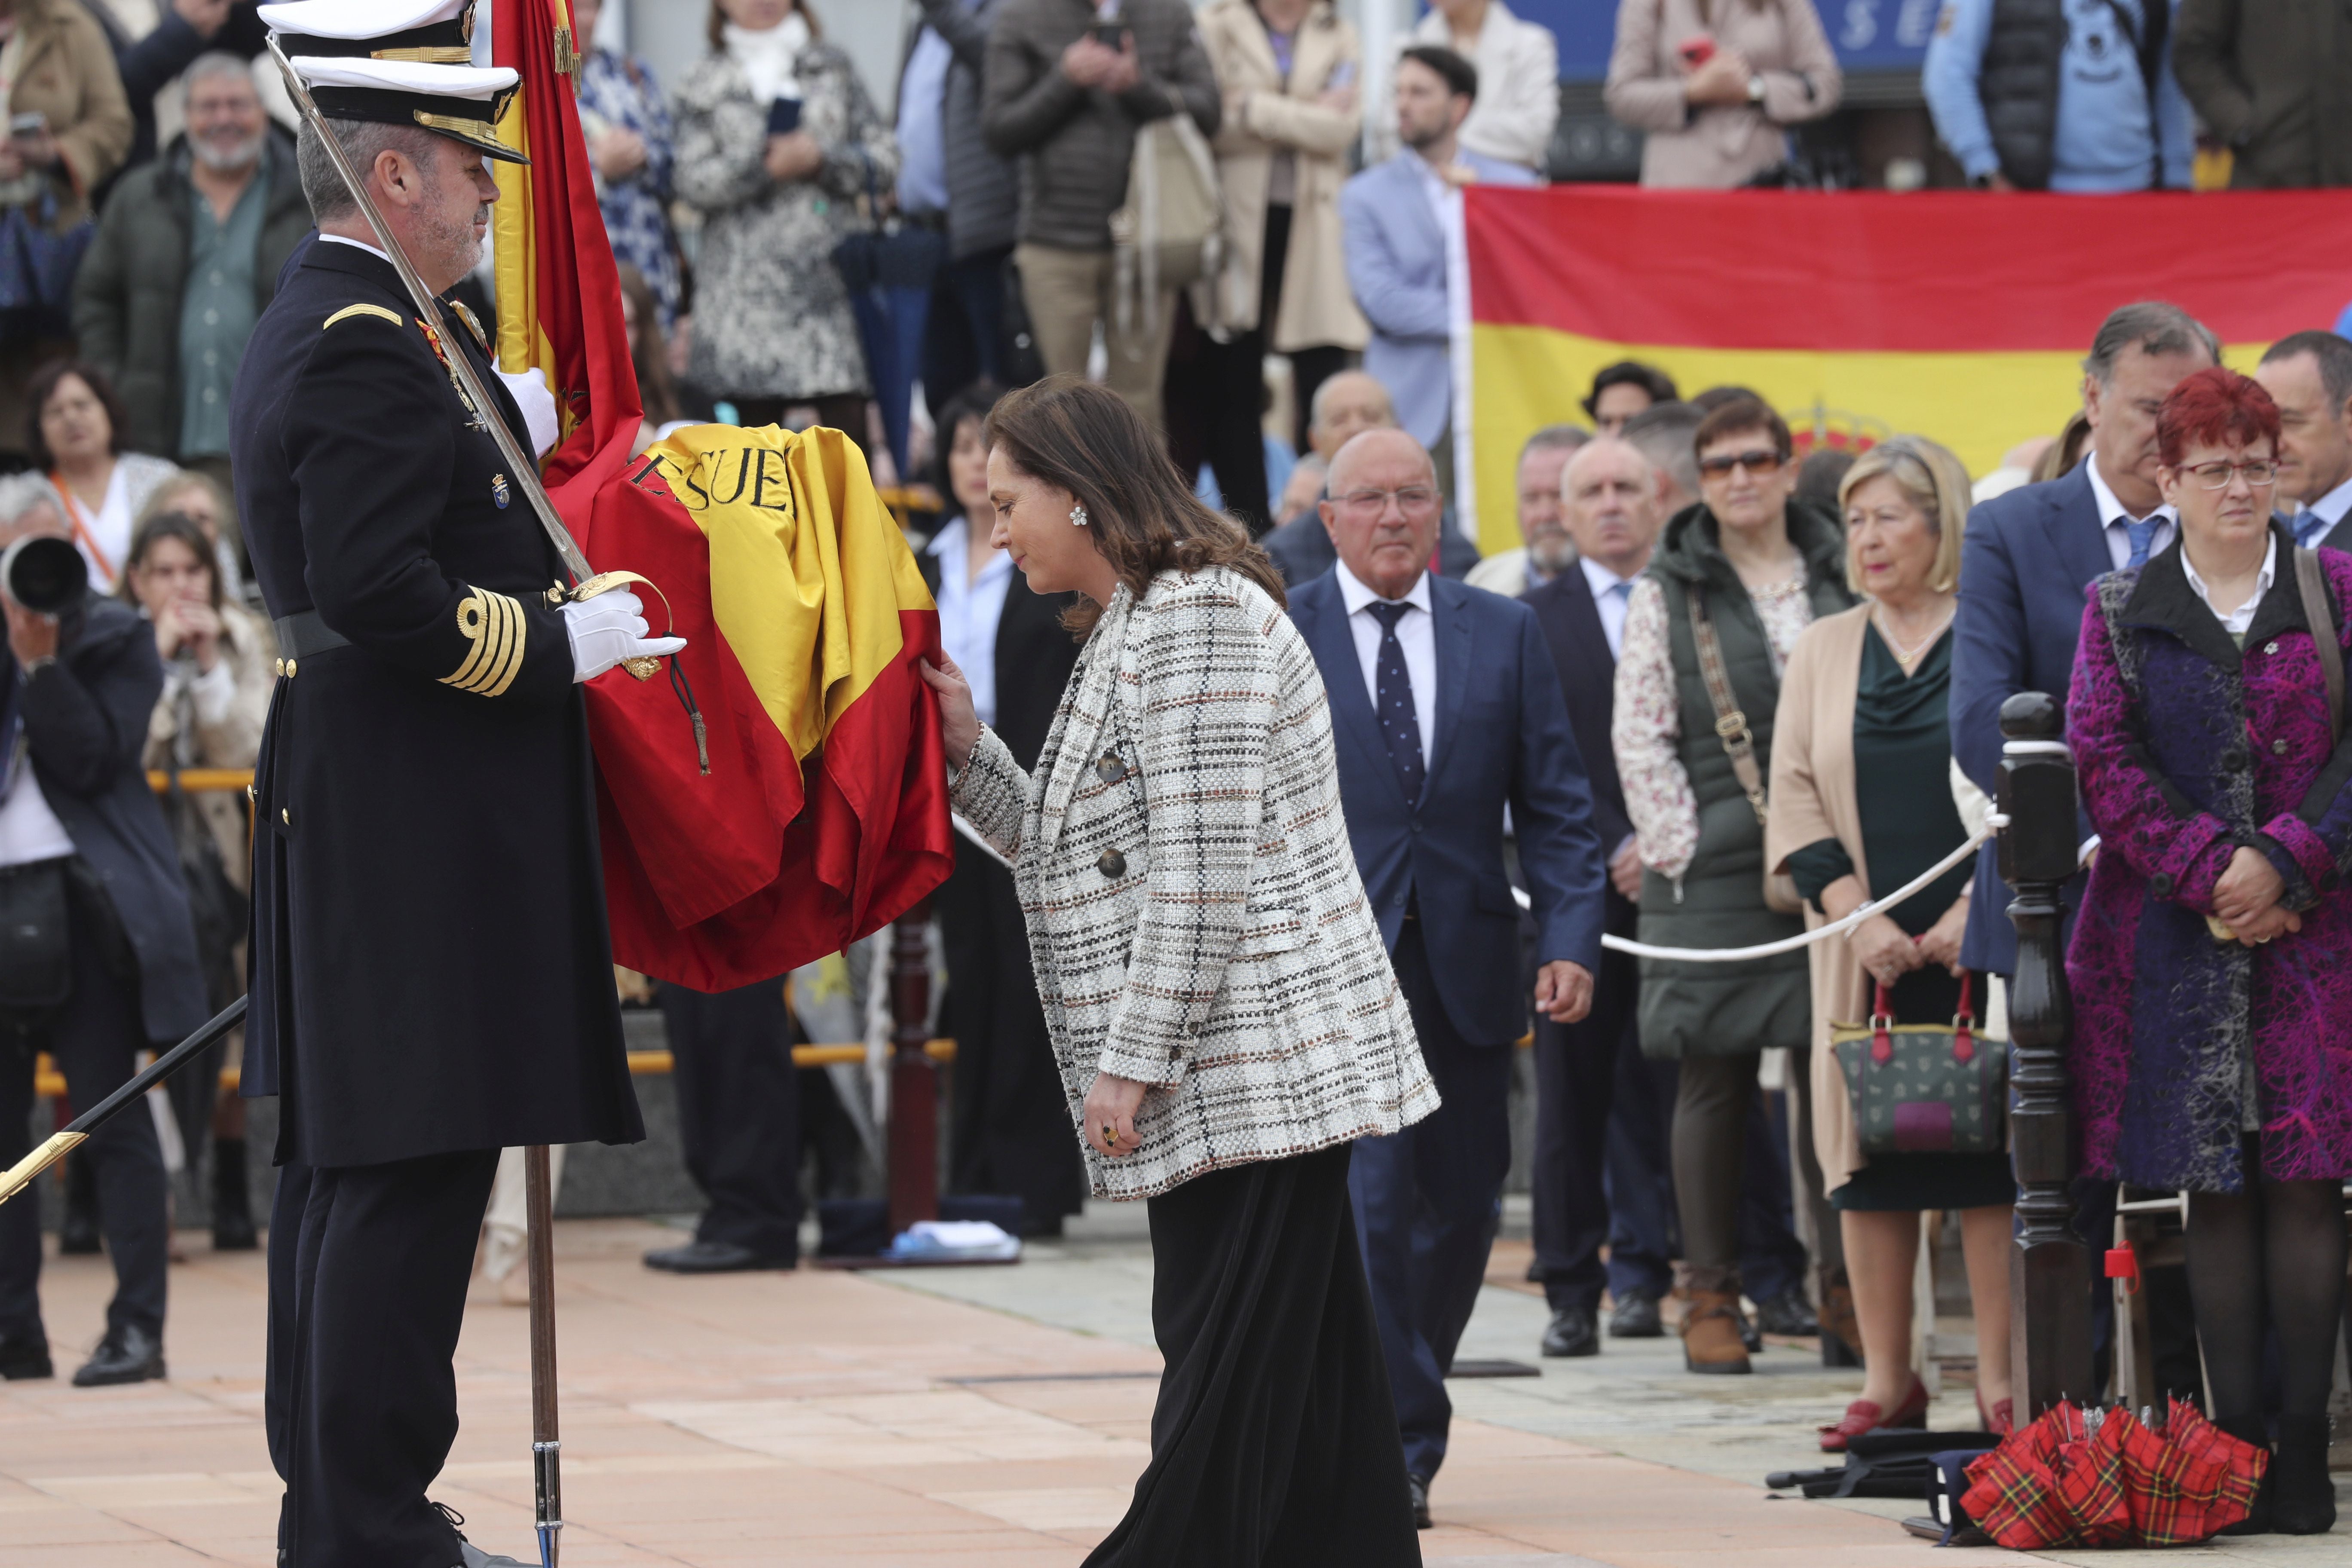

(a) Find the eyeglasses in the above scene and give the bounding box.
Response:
[2177,459,2279,490]
[1335,485,1439,516]
[1698,449,1785,479]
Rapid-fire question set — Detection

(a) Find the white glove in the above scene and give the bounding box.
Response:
[496,364,560,459]
[562,588,686,682]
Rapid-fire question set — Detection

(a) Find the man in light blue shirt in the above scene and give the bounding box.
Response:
[1923,0,2193,191]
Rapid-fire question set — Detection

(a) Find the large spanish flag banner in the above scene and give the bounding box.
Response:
[586,425,952,992]
[1461,187,2352,554]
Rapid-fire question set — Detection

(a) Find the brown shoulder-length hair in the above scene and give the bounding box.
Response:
[986,376,1286,638]
[708,0,818,53]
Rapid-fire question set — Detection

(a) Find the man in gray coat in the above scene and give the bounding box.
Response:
[982,0,1218,429]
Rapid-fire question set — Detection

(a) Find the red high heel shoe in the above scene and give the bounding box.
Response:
[1819,1372,1931,1452]
[1977,1390,2014,1436]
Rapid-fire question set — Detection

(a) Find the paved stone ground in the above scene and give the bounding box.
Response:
[1,1205,2341,1566]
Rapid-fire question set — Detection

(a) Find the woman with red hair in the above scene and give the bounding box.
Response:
[2067,365,2346,1536]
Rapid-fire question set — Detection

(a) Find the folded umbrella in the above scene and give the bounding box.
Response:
[1961,1398,2268,1549]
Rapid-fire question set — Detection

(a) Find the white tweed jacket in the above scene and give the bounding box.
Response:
[951,564,1439,1200]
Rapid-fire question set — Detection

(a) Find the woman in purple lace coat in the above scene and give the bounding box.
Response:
[2067,367,2347,1537]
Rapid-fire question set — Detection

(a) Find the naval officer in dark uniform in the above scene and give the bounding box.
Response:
[231,4,682,1563]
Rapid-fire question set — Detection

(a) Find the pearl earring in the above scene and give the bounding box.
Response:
[1069,503,1090,528]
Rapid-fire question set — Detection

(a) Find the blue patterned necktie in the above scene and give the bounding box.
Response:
[2124,518,2158,568]
[2295,510,2333,549]
[1367,600,1425,802]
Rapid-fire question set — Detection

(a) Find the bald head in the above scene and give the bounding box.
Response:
[1309,371,1398,463]
[1320,429,1441,600]
[1559,435,1661,579]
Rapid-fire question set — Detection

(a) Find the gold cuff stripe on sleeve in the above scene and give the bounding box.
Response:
[373,45,475,62]
[441,587,528,697]
[323,303,405,331]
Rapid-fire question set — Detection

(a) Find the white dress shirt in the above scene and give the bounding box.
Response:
[2291,472,2352,549]
[0,722,75,869]
[1335,559,1435,764]
[1580,555,1640,661]
[2087,453,2178,570]
[2182,534,2276,637]
[926,517,1014,730]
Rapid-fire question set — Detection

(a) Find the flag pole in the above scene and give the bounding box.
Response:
[525,1143,562,1568]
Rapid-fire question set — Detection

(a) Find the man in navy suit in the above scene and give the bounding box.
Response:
[1291,427,1605,1528]
[1951,300,2217,976]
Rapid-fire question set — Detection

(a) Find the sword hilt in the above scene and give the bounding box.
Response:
[0,1130,84,1208]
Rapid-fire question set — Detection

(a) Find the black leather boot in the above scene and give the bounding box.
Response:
[58,1152,100,1255]
[2215,1414,2274,1535]
[2271,1414,2338,1535]
[211,1138,257,1251]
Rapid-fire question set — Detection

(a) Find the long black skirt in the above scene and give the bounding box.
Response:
[1085,1142,1423,1567]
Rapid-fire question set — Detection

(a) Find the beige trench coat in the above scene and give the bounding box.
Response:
[1196,0,1367,352]
[7,0,131,228]
[1764,603,1986,1197]
[1604,0,1841,189]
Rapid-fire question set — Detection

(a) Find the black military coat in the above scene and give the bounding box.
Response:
[230,237,642,1168]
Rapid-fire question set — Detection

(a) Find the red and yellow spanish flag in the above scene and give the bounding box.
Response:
[1462,187,2352,554]
[491,0,641,527]
[585,425,952,992]
[488,0,950,988]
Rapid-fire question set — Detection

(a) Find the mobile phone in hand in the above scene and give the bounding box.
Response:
[1677,34,1716,67]
[766,96,801,136]
[10,111,47,141]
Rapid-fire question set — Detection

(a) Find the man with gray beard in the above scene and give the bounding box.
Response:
[74,53,312,511]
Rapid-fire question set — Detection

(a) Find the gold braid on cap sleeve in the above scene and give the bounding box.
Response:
[442,586,528,697]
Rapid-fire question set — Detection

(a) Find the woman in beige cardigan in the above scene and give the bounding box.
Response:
[1196,0,1366,473]
[1605,0,1841,188]
[1766,437,2015,1449]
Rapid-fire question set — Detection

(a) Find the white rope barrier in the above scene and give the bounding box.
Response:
[954,812,2019,965]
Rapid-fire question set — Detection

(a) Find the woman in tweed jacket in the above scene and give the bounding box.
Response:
[923,377,1433,1565]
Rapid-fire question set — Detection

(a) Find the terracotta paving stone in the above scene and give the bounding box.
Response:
[5,1215,2340,1564]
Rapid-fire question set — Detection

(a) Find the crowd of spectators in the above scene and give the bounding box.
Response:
[0,9,2346,1501]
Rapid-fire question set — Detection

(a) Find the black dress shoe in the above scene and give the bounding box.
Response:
[642,1240,794,1274]
[1753,1290,1819,1338]
[0,1330,52,1380]
[1608,1289,1663,1338]
[1541,1303,1599,1358]
[1407,1473,1432,1530]
[73,1324,164,1387]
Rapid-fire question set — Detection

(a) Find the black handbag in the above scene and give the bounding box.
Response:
[1831,972,2009,1155]
[0,854,72,1018]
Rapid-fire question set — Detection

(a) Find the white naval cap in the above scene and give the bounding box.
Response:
[265,0,526,164]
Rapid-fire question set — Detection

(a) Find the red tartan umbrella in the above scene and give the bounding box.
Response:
[1961,1399,2266,1549]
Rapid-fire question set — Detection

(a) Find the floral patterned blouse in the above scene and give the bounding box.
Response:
[579,47,680,328]
[1612,567,1819,884]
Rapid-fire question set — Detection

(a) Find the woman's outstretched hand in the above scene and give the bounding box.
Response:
[920,653,979,769]
[1084,1071,1146,1158]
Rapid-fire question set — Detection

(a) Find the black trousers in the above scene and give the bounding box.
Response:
[266,1150,499,1568]
[1531,940,1640,1314]
[0,868,166,1344]
[1349,919,1513,1483]
[660,978,801,1260]
[938,851,1084,1233]
[1085,1142,1419,1567]
[922,244,1015,420]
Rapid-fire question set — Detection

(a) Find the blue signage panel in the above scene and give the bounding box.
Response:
[1501,0,1936,81]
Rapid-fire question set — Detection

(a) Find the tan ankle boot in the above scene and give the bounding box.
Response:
[1679,1287,1753,1375]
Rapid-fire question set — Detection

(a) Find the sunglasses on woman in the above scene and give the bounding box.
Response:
[1698,449,1784,478]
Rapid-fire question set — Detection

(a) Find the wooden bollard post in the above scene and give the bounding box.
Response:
[1997,691,2094,1415]
[886,901,938,1236]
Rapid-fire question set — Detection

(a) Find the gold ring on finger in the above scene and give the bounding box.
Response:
[1100,1123,1118,1148]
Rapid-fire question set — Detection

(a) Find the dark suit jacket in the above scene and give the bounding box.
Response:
[1289,568,1606,1045]
[1262,506,1483,588]
[1523,569,1637,934]
[914,533,1078,770]
[1950,461,2110,974]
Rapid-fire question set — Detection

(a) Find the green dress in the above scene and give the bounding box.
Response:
[1786,627,2014,1212]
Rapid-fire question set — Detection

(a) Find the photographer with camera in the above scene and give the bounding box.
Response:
[0,471,208,1387]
